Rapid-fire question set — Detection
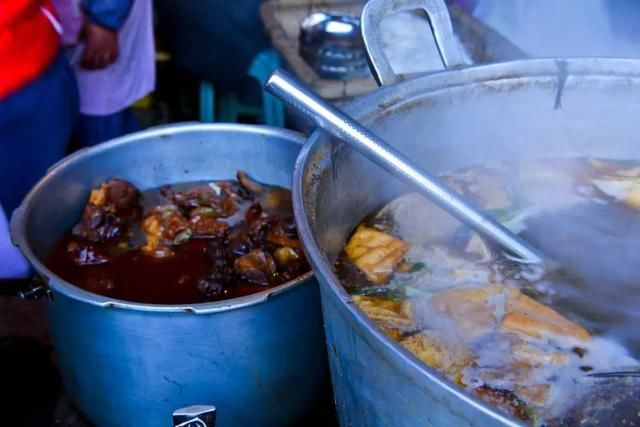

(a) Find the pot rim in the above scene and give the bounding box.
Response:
[293,57,640,426]
[11,122,314,314]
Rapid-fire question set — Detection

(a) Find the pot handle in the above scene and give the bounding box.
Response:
[361,0,467,86]
[173,405,216,427]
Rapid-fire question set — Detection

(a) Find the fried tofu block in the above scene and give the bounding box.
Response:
[502,291,591,341]
[514,384,551,407]
[430,284,503,339]
[344,225,409,284]
[510,337,569,368]
[431,284,591,342]
[352,295,415,330]
[400,332,474,380]
[591,178,640,210]
[381,327,403,342]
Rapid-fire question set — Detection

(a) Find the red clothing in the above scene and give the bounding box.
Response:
[0,0,60,98]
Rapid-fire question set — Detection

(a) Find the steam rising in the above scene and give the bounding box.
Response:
[474,0,640,58]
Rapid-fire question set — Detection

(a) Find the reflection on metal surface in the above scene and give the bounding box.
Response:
[299,12,369,79]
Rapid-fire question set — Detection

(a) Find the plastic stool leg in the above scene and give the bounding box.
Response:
[199,81,215,123]
[248,49,285,127]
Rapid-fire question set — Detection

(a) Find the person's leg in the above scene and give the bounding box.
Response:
[75,107,141,148]
[0,53,79,216]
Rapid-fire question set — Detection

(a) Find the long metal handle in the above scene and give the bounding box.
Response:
[265,69,543,264]
[361,0,467,86]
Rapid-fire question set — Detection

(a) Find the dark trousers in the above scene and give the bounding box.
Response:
[75,108,141,148]
[0,54,79,215]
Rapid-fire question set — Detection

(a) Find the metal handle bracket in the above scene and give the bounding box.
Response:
[361,0,467,86]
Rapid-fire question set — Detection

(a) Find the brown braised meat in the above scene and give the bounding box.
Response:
[234,249,277,286]
[161,183,239,218]
[71,179,141,243]
[47,173,310,304]
[197,238,235,297]
[237,171,263,194]
[198,197,308,295]
[141,205,192,257]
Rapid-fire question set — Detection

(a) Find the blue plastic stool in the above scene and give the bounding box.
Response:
[199,81,215,123]
[198,49,285,127]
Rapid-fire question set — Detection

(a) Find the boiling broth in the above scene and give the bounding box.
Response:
[336,157,640,425]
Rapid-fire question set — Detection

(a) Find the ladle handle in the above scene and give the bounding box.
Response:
[361,0,467,86]
[265,68,543,264]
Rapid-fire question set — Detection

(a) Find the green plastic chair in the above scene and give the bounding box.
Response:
[199,49,285,127]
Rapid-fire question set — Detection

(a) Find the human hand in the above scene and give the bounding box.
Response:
[80,21,119,70]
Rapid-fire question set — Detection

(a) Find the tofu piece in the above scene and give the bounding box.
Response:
[510,337,569,368]
[400,332,474,380]
[344,225,409,284]
[626,184,640,209]
[430,284,503,339]
[514,384,551,407]
[502,291,591,341]
[430,284,591,342]
[591,178,640,210]
[352,295,415,330]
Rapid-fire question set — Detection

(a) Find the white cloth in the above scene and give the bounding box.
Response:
[0,205,29,279]
[73,0,156,115]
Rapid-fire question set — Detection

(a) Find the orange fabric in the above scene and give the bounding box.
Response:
[0,0,59,98]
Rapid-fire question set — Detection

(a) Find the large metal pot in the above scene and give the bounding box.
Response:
[10,124,329,427]
[293,0,640,426]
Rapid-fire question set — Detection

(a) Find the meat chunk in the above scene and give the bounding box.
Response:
[189,215,229,238]
[234,249,277,286]
[198,239,235,297]
[141,205,192,257]
[273,247,300,267]
[344,225,409,284]
[237,170,263,194]
[89,179,140,217]
[72,203,128,243]
[162,184,239,218]
[266,232,302,249]
[72,179,141,243]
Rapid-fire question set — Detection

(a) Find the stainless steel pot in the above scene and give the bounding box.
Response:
[293,0,640,426]
[10,123,329,427]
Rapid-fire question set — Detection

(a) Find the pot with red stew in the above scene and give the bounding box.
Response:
[47,173,309,305]
[10,123,329,427]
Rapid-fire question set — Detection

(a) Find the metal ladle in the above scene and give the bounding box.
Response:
[265,68,545,265]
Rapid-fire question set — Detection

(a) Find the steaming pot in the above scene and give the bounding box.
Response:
[293,0,640,425]
[10,124,329,427]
